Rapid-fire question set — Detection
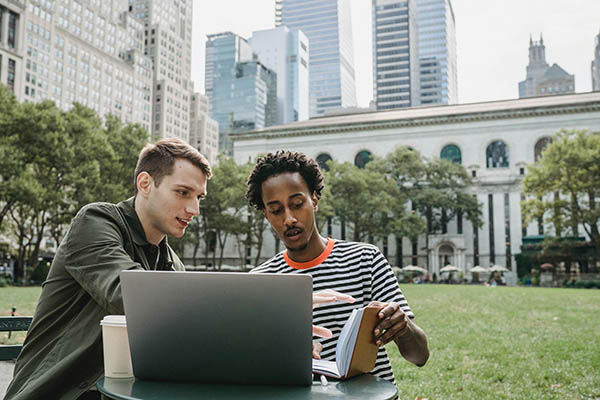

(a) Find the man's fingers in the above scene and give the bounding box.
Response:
[312,341,323,359]
[313,325,333,339]
[313,290,355,308]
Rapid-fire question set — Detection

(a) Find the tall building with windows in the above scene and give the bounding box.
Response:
[519,35,575,98]
[415,0,457,105]
[1,0,153,131]
[130,0,193,141]
[0,1,25,97]
[276,0,357,117]
[190,92,218,166]
[372,0,420,110]
[206,32,277,155]
[250,25,309,124]
[592,30,600,91]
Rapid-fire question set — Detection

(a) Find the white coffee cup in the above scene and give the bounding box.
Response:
[100,315,134,378]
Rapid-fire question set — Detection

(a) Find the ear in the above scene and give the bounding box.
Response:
[311,192,319,212]
[136,172,153,197]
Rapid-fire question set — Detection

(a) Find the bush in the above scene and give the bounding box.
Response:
[0,276,11,287]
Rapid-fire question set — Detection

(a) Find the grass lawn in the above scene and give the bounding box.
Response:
[389,285,600,399]
[1,285,599,398]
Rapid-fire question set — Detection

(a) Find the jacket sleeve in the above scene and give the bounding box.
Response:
[63,204,144,315]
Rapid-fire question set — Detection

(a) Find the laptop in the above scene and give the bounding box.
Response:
[119,270,313,386]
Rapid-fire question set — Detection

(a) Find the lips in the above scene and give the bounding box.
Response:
[285,227,302,240]
[176,217,191,227]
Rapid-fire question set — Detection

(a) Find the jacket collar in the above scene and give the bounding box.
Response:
[118,197,165,247]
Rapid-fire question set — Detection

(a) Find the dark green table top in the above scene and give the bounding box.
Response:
[97,374,398,400]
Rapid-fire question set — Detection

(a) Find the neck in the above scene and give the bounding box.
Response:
[134,195,164,246]
[286,231,328,263]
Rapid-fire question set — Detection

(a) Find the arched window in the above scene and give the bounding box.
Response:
[534,137,552,162]
[316,153,333,171]
[354,150,372,169]
[486,141,509,168]
[440,144,462,164]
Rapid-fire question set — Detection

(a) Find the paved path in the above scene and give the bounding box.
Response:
[0,360,15,397]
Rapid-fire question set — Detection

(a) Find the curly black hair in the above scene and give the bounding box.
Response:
[246,150,324,210]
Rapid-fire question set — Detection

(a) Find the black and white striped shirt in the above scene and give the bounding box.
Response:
[252,239,414,383]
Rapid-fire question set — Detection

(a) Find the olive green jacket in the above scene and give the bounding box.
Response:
[5,198,185,400]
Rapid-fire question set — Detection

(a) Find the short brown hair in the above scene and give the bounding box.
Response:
[134,137,212,194]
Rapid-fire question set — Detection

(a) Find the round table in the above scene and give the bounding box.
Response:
[97,374,398,399]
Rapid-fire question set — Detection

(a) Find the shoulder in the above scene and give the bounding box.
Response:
[332,240,381,258]
[66,202,124,243]
[251,252,286,273]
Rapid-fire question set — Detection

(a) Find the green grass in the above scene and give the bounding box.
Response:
[0,286,41,345]
[1,285,599,398]
[389,285,600,399]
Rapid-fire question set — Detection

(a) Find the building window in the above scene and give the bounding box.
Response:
[316,153,333,171]
[534,137,552,162]
[504,193,511,269]
[354,150,372,169]
[440,144,461,164]
[8,11,18,49]
[7,59,16,92]
[488,194,495,264]
[486,140,509,168]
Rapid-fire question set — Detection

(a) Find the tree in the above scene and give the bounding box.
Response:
[523,129,600,257]
[325,160,399,243]
[374,146,482,267]
[198,156,249,269]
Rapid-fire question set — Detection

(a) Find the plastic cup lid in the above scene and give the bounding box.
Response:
[100,315,127,327]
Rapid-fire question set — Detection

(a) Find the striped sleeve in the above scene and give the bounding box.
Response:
[369,246,414,319]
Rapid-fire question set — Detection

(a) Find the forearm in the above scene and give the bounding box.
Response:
[393,318,429,367]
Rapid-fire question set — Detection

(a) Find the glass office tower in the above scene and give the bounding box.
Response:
[206,32,277,154]
[276,0,356,117]
[415,0,457,104]
[372,0,420,110]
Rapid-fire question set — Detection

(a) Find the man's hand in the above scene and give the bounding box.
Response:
[313,289,355,309]
[312,341,323,359]
[312,289,355,338]
[369,301,409,346]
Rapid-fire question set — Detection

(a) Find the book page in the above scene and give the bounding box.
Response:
[339,307,364,375]
[312,359,340,378]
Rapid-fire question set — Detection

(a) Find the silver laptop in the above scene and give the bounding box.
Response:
[120,270,313,386]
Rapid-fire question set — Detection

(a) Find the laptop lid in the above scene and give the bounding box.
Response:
[120,270,313,386]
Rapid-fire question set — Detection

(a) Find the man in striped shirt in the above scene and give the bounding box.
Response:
[247,150,429,383]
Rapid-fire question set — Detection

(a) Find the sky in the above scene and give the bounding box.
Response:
[190,0,600,107]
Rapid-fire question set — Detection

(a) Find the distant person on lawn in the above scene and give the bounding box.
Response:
[5,138,211,400]
[246,150,429,383]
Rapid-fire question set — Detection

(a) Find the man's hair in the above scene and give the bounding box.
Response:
[246,150,324,210]
[134,137,212,194]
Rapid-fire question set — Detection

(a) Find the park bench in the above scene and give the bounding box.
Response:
[0,311,33,360]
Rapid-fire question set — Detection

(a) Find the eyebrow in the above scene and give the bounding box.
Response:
[265,193,304,207]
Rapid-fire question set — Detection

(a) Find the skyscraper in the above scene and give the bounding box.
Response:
[415,0,457,105]
[519,35,574,98]
[592,30,600,91]
[2,0,153,130]
[276,0,356,117]
[0,1,25,96]
[372,0,420,110]
[190,92,219,166]
[130,0,193,141]
[250,25,309,124]
[206,32,277,154]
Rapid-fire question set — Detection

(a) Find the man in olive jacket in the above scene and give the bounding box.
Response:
[5,138,211,400]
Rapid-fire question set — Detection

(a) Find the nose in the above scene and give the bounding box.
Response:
[283,208,297,226]
[186,198,200,216]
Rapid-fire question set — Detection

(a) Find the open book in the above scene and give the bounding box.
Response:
[312,305,380,379]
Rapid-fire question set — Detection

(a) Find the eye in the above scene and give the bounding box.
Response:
[177,190,188,196]
[269,208,282,215]
[293,201,303,209]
